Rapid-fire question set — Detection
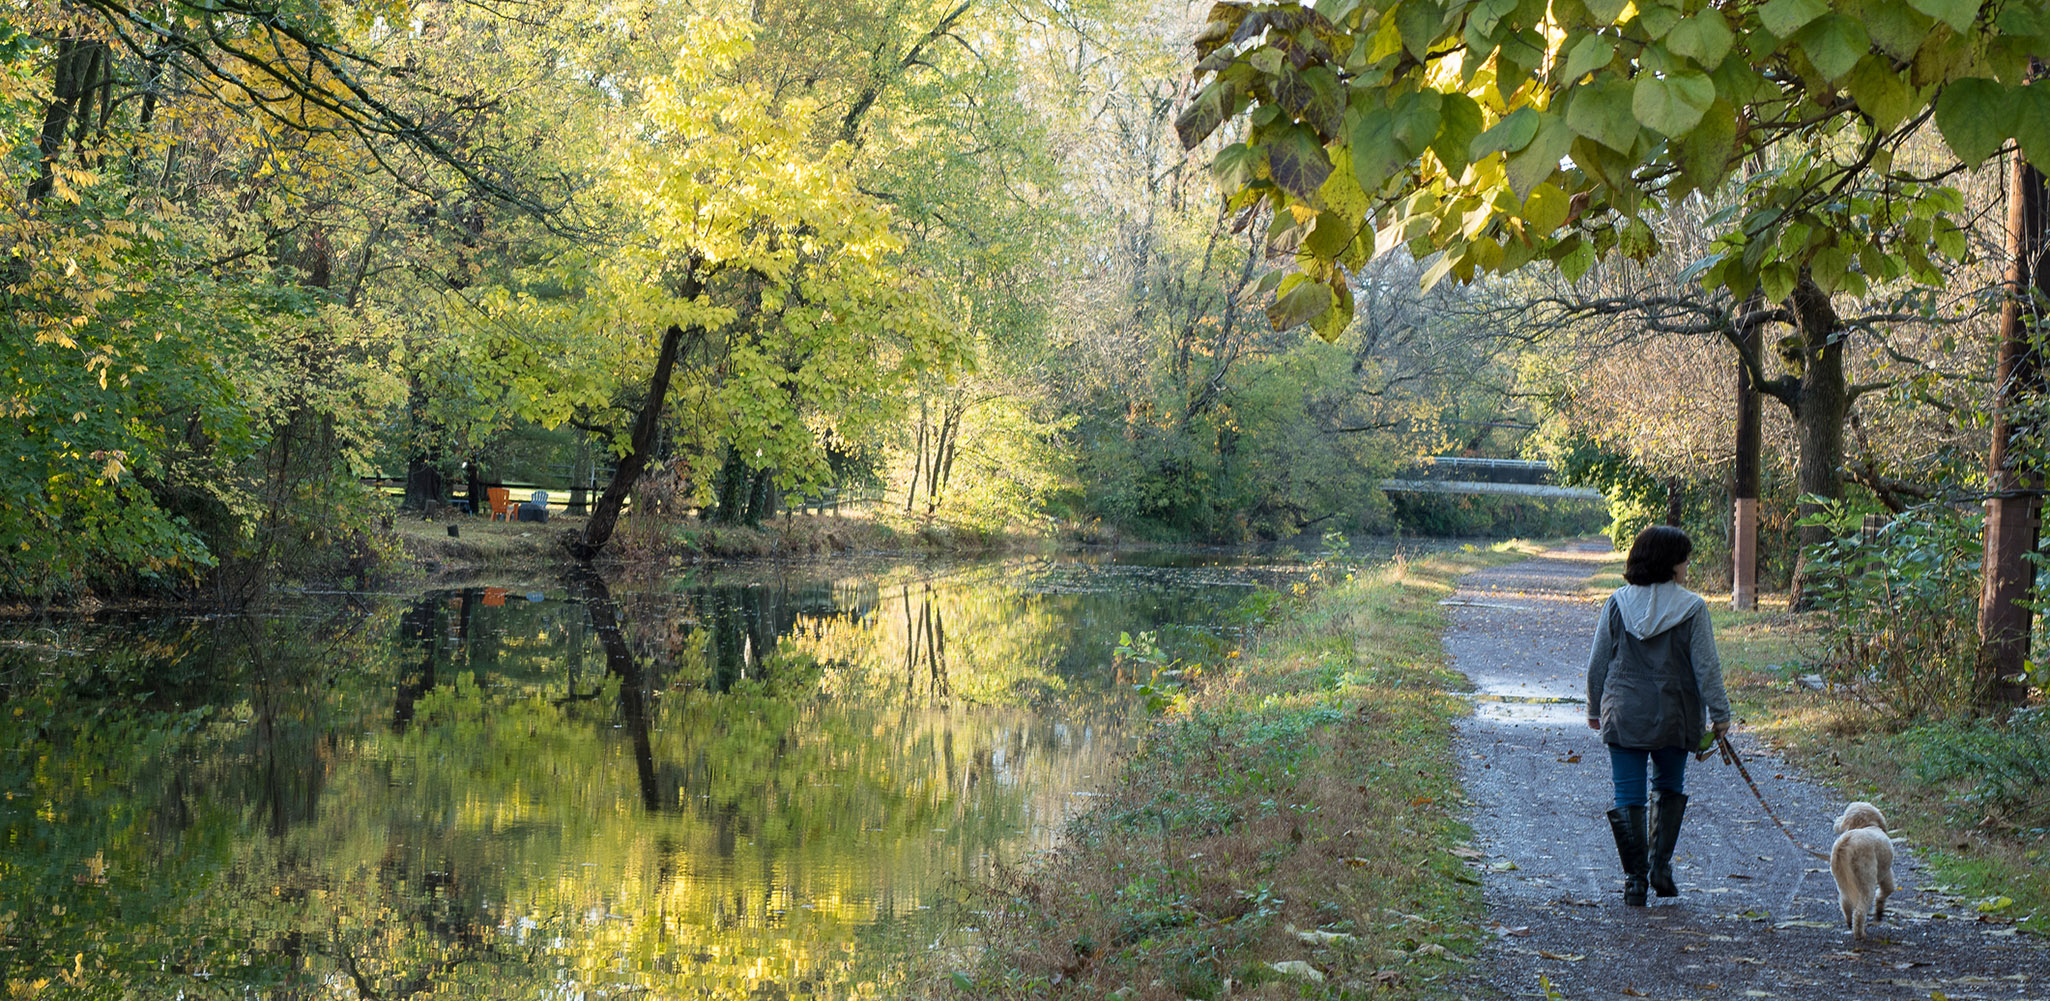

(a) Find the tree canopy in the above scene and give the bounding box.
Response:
[1176,0,2047,330]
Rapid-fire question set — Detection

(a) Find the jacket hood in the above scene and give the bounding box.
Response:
[1614,581,1702,640]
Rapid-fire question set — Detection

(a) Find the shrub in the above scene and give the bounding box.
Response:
[1800,501,1983,721]
[1907,707,2050,836]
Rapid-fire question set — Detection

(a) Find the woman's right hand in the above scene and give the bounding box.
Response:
[1586,717,1599,731]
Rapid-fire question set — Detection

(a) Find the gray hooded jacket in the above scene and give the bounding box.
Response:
[1585,582,1732,750]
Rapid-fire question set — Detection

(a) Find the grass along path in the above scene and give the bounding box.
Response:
[923,544,1541,1000]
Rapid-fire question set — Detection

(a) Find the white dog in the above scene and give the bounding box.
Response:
[1830,801,1897,940]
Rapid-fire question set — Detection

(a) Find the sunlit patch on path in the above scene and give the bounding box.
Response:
[1445,542,2040,1000]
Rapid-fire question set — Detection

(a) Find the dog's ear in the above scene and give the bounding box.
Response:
[1833,813,1846,833]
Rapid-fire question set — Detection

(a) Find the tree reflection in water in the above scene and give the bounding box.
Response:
[0,557,1289,998]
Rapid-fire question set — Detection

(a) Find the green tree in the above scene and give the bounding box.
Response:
[1179,0,2050,601]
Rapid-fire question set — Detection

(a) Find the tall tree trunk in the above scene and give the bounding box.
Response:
[567,435,592,515]
[1732,305,1764,610]
[1975,151,2050,716]
[905,402,928,512]
[1787,276,1847,611]
[712,446,749,524]
[575,323,696,560]
[27,36,110,204]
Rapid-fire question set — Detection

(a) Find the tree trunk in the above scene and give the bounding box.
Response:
[403,454,444,511]
[905,402,928,513]
[1975,151,2050,717]
[1787,276,1847,610]
[1732,297,1765,610]
[575,323,696,560]
[567,436,592,515]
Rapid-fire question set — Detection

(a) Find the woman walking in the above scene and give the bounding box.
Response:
[1586,526,1732,906]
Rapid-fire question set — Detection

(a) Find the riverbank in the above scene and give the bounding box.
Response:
[923,543,1540,999]
[388,507,1075,581]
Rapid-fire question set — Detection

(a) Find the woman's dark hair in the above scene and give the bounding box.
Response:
[1623,525,1693,585]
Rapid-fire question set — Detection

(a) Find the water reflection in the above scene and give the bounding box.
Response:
[0,555,1310,998]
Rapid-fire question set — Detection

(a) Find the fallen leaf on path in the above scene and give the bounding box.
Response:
[1621,989,1647,997]
[1449,846,1487,860]
[1974,895,2015,913]
[1341,857,1369,867]
[1774,920,1836,929]
[1537,951,1585,962]
[1556,753,1581,763]
[1486,923,1531,938]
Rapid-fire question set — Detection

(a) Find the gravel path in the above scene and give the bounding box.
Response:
[1446,541,2042,1000]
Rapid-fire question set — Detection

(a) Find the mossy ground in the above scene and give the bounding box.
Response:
[918,543,1544,1000]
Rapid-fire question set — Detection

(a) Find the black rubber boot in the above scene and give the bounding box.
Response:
[1607,806,1650,906]
[1649,791,1688,897]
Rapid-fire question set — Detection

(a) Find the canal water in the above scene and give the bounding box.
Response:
[0,551,1334,998]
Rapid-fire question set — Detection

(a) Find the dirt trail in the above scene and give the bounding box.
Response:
[1447,541,2041,1001]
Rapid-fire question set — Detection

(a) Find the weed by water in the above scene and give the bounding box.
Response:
[916,551,1521,1000]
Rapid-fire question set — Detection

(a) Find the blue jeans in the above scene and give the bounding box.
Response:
[1609,745,1688,809]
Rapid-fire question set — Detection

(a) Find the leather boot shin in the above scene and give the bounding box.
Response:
[1606,806,1650,906]
[1649,791,1688,897]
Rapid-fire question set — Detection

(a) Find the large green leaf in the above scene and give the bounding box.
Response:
[1268,274,1334,330]
[1632,70,1715,136]
[1310,279,1355,342]
[1176,77,1241,150]
[1391,91,1446,152]
[1856,0,1935,59]
[1213,143,1261,193]
[1935,77,2016,165]
[1796,15,1870,82]
[1522,182,1571,236]
[1396,0,1446,60]
[1845,56,1917,133]
[1664,13,1735,68]
[1431,93,1485,177]
[1564,78,1639,153]
[1507,113,1575,198]
[2013,84,2050,171]
[1561,34,1616,82]
[1351,91,1441,191]
[1583,0,1629,24]
[1268,124,1335,200]
[1907,0,1982,32]
[1303,210,1361,259]
[1470,106,1541,157]
[1678,98,1737,190]
[1759,0,1829,38]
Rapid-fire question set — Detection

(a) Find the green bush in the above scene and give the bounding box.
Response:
[1801,501,1983,720]
[1907,707,2050,836]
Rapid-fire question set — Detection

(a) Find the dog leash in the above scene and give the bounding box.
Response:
[1701,732,1830,861]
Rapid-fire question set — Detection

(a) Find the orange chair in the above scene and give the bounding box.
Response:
[486,487,513,521]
